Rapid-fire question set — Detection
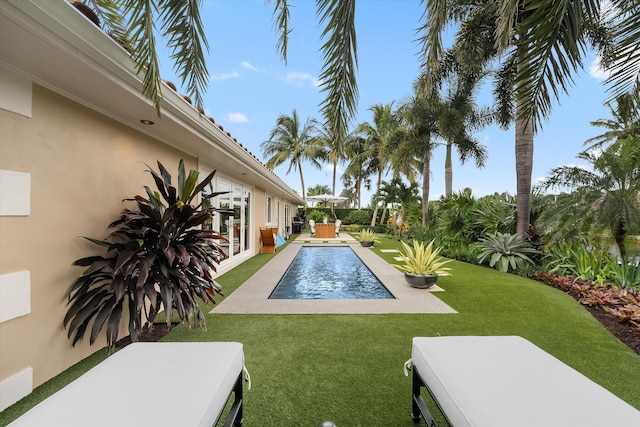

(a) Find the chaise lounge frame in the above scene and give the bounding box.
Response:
[407,336,640,427]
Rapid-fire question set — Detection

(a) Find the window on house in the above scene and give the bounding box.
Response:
[265,196,272,224]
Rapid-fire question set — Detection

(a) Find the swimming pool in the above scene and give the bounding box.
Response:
[269,246,394,299]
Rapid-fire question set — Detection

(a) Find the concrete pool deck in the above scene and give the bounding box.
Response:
[210,233,457,315]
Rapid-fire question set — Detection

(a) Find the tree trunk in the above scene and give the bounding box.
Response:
[445,142,453,196]
[422,152,431,224]
[370,167,383,226]
[515,111,534,237]
[298,160,306,199]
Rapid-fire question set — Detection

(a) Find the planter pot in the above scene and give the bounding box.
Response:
[360,241,374,247]
[404,273,438,289]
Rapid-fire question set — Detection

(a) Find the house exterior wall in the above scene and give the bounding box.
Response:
[0,2,303,411]
[0,84,197,406]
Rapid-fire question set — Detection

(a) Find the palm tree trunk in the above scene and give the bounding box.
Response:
[445,142,453,196]
[298,160,306,199]
[422,152,431,224]
[370,167,383,226]
[614,218,627,260]
[515,111,534,237]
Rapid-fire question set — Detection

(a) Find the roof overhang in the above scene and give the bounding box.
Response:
[0,0,305,205]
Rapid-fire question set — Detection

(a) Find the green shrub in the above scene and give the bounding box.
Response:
[477,232,539,273]
[308,210,326,222]
[347,209,371,225]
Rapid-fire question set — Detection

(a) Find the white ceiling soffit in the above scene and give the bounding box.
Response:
[0,0,304,204]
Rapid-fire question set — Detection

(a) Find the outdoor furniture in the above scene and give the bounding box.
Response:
[315,223,335,238]
[8,342,250,427]
[405,336,640,427]
[260,227,277,253]
[335,219,342,236]
[309,219,316,237]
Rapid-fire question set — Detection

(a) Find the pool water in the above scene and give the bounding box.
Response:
[269,246,394,299]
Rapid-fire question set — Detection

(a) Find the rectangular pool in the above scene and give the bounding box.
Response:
[269,246,394,299]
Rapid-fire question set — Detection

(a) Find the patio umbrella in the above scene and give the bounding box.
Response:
[305,194,348,205]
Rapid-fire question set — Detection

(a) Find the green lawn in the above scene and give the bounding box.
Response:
[2,234,639,426]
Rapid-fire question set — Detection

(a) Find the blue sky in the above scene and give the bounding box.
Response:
[157,1,612,204]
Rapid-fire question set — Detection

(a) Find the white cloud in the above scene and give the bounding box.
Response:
[210,71,240,81]
[589,56,611,81]
[241,61,260,72]
[285,72,320,88]
[227,112,249,123]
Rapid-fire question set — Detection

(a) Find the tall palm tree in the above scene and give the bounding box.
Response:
[583,87,640,151]
[420,0,636,236]
[396,91,440,224]
[342,134,375,209]
[431,73,491,196]
[540,135,640,259]
[356,103,402,226]
[260,110,324,199]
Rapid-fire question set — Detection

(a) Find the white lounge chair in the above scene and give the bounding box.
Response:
[405,336,640,427]
[309,219,316,237]
[9,342,250,427]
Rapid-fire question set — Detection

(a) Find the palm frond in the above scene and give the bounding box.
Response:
[316,0,358,140]
[515,0,593,130]
[267,0,291,63]
[158,0,209,109]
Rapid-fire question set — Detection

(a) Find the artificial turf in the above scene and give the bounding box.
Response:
[2,234,639,426]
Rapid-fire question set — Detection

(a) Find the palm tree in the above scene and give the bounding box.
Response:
[432,73,491,196]
[260,110,324,199]
[395,91,439,224]
[539,135,640,259]
[583,87,640,151]
[356,103,402,226]
[420,0,636,236]
[341,134,375,209]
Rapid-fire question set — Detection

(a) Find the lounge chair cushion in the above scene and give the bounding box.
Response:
[410,336,640,427]
[9,342,245,427]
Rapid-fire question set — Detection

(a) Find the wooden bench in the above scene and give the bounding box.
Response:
[9,342,249,427]
[406,336,640,426]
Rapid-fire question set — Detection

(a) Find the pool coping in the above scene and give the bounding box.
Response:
[210,237,458,315]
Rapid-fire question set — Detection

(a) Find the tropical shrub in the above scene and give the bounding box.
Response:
[472,193,516,235]
[476,232,539,273]
[354,228,381,244]
[65,160,229,350]
[609,260,640,290]
[347,209,372,225]
[543,242,616,285]
[393,240,453,276]
[308,210,326,222]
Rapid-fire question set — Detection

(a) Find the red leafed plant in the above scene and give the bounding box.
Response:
[533,271,640,329]
[64,160,232,349]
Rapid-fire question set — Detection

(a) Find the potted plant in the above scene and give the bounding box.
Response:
[355,228,381,247]
[64,160,231,350]
[393,240,453,288]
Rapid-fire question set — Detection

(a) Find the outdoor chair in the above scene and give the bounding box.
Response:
[335,219,342,236]
[8,342,250,427]
[309,219,316,237]
[404,336,640,427]
[260,227,277,253]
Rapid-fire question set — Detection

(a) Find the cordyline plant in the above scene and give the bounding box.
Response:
[64,160,231,350]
